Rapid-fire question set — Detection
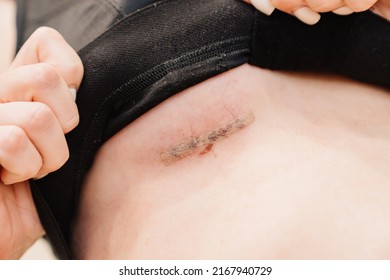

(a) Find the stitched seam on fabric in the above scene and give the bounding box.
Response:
[101,0,125,17]
[105,48,251,138]
[106,0,162,16]
[82,37,250,135]
[95,0,124,17]
[113,38,250,94]
[74,36,250,201]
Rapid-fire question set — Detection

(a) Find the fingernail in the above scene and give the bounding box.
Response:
[332,6,354,15]
[293,7,321,25]
[33,173,49,180]
[251,0,276,16]
[69,88,77,101]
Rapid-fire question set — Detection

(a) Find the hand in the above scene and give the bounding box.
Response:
[0,27,83,259]
[244,0,379,24]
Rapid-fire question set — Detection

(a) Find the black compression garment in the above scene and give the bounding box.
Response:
[16,0,390,259]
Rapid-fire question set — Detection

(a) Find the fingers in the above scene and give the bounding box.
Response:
[0,103,69,184]
[248,0,379,25]
[10,27,84,94]
[344,0,378,12]
[270,0,377,13]
[0,27,82,184]
[332,6,354,15]
[250,0,276,15]
[0,63,79,133]
[250,0,322,24]
[305,0,344,12]
[332,0,378,15]
[0,126,41,184]
[269,0,306,13]
[292,7,322,25]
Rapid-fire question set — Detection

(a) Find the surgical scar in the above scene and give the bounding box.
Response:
[160,111,255,165]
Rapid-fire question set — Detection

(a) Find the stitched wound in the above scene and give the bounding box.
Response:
[160,111,255,165]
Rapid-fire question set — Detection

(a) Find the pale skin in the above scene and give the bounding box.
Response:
[243,0,390,24]
[0,20,84,258]
[72,2,390,260]
[1,0,390,259]
[245,0,378,13]
[73,64,390,259]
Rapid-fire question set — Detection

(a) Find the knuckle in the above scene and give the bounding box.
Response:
[23,158,42,179]
[62,60,84,83]
[33,63,61,89]
[64,115,80,134]
[59,148,70,167]
[24,103,55,132]
[45,146,69,172]
[32,26,62,41]
[0,127,42,178]
[28,166,42,179]
[0,127,27,155]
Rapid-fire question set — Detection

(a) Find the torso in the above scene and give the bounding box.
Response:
[73,64,390,259]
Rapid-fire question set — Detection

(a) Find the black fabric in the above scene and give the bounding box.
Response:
[250,9,390,89]
[15,0,389,259]
[27,0,254,259]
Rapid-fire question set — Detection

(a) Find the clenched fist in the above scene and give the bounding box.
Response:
[0,27,83,259]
